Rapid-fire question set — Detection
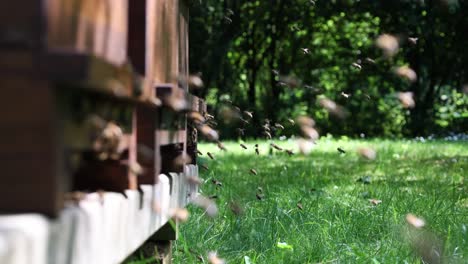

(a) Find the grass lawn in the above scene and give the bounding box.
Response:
[172,138,467,263]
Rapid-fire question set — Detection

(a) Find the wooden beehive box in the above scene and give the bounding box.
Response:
[0,0,196,218]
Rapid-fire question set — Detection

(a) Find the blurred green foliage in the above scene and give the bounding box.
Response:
[189,0,468,138]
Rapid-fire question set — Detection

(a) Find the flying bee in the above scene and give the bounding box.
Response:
[240,143,248,150]
[408,37,418,45]
[211,179,222,187]
[357,147,377,160]
[236,128,245,137]
[263,131,272,139]
[341,91,351,98]
[296,116,315,127]
[243,111,253,119]
[200,164,209,171]
[186,175,202,186]
[239,118,249,125]
[207,251,225,264]
[364,57,376,64]
[301,48,310,54]
[270,143,283,151]
[255,144,260,155]
[394,66,417,83]
[217,141,227,151]
[287,118,295,125]
[223,16,232,24]
[297,202,303,210]
[376,34,399,57]
[197,124,219,141]
[173,154,192,170]
[369,199,382,206]
[169,208,190,222]
[274,123,284,130]
[207,152,215,160]
[397,91,415,108]
[188,112,205,124]
[262,124,271,132]
[406,213,425,228]
[197,150,203,156]
[193,195,218,217]
[285,149,294,156]
[205,113,214,120]
[272,69,280,76]
[352,62,362,70]
[209,194,219,199]
[300,126,319,141]
[256,192,264,200]
[122,161,145,176]
[229,201,244,215]
[337,147,346,154]
[249,168,258,175]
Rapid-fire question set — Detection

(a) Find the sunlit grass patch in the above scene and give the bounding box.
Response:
[173,139,467,263]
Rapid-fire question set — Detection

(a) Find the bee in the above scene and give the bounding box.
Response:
[369,199,382,206]
[249,168,258,175]
[200,164,209,171]
[124,161,145,176]
[301,48,310,54]
[341,91,351,98]
[223,16,232,24]
[274,123,284,130]
[207,251,225,264]
[397,91,415,108]
[408,37,418,45]
[256,193,264,200]
[357,147,377,160]
[205,113,214,120]
[285,149,294,156]
[270,143,283,151]
[229,201,244,215]
[170,208,190,222]
[272,69,280,76]
[337,147,346,154]
[207,152,215,160]
[263,131,272,139]
[197,150,203,156]
[217,141,227,151]
[318,97,348,119]
[243,111,253,119]
[406,213,425,228]
[236,128,245,137]
[297,202,303,210]
[255,144,260,155]
[240,143,248,150]
[287,118,295,125]
[209,194,219,199]
[301,126,319,141]
[186,175,202,186]
[188,112,205,124]
[376,34,399,57]
[296,116,315,127]
[352,62,362,70]
[211,179,222,187]
[365,57,376,64]
[193,195,218,218]
[394,66,417,83]
[198,124,219,141]
[239,118,249,125]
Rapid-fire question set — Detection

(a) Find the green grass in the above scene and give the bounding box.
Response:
[172,138,467,263]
